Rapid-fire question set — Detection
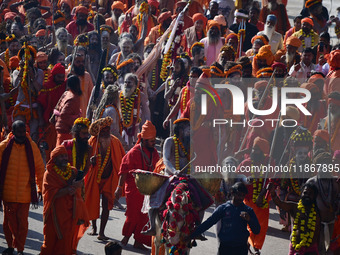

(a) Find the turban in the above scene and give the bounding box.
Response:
[173,118,190,124]
[286,36,302,48]
[313,130,329,143]
[111,1,125,11]
[58,0,72,8]
[74,117,91,128]
[300,82,319,92]
[51,63,65,76]
[137,120,156,143]
[256,45,275,65]
[266,14,277,23]
[4,12,16,22]
[272,62,287,70]
[148,0,159,8]
[305,0,321,8]
[226,33,238,42]
[253,137,270,155]
[9,56,19,70]
[251,35,269,45]
[158,11,172,24]
[283,106,300,121]
[193,13,208,27]
[301,17,314,27]
[36,52,48,63]
[308,73,324,82]
[254,80,268,90]
[89,117,113,136]
[50,145,68,162]
[224,64,242,77]
[207,20,220,31]
[327,50,340,70]
[256,67,273,78]
[213,15,226,26]
[75,5,89,15]
[36,29,46,37]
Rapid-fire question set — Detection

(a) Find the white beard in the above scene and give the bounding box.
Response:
[123,88,134,98]
[57,40,68,51]
[286,52,295,66]
[264,25,275,40]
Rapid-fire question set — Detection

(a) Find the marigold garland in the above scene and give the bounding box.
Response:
[74,117,91,128]
[4,49,9,69]
[96,145,111,183]
[173,134,190,171]
[40,83,62,93]
[136,2,149,28]
[150,67,157,90]
[43,70,49,84]
[72,138,88,171]
[116,59,134,70]
[302,29,315,49]
[291,200,317,251]
[181,86,189,113]
[251,161,268,208]
[120,88,140,128]
[116,52,122,66]
[289,157,301,196]
[74,34,89,47]
[102,66,119,80]
[54,163,73,181]
[160,51,172,81]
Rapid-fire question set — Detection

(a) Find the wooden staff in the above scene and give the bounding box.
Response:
[328,104,332,153]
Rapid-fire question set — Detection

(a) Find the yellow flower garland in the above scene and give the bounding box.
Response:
[96,145,111,183]
[72,138,87,171]
[54,163,72,181]
[181,87,189,113]
[289,158,301,196]
[291,200,317,251]
[4,49,9,69]
[251,161,268,208]
[173,134,190,171]
[120,88,140,128]
[302,29,315,49]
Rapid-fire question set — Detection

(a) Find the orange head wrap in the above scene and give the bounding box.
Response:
[148,0,159,8]
[225,64,242,77]
[226,33,238,42]
[193,13,208,27]
[253,136,270,155]
[308,73,324,83]
[36,52,48,63]
[9,56,19,70]
[158,11,172,24]
[50,145,68,162]
[251,35,269,45]
[313,129,329,143]
[254,80,268,90]
[305,0,321,8]
[327,50,340,70]
[207,20,220,31]
[286,36,302,48]
[75,5,89,15]
[256,45,275,65]
[173,118,190,124]
[111,1,125,11]
[36,29,46,37]
[256,67,273,78]
[213,15,226,26]
[301,17,314,27]
[137,120,156,143]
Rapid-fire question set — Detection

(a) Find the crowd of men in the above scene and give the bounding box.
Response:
[0,0,340,254]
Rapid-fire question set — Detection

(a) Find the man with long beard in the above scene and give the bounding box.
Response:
[200,20,225,66]
[275,36,301,71]
[70,47,94,118]
[105,1,124,32]
[257,15,283,54]
[109,37,133,66]
[259,0,290,35]
[100,26,118,63]
[120,73,150,149]
[55,27,73,58]
[66,6,94,39]
[115,121,159,250]
[269,182,321,254]
[324,92,340,152]
[88,31,102,82]
[84,117,125,240]
[0,35,20,69]
[37,63,66,162]
[236,137,273,255]
[292,18,319,52]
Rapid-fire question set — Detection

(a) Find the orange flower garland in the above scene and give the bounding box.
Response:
[97,145,111,183]
[4,49,9,69]
[54,163,73,181]
[173,134,190,171]
[120,88,140,128]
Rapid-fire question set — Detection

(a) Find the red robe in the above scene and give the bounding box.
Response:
[40,164,89,255]
[119,143,160,246]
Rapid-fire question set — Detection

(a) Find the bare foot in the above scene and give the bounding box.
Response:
[133,241,149,251]
[97,235,109,241]
[87,227,97,236]
[121,236,129,246]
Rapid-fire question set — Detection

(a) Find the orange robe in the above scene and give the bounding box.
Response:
[324,69,340,96]
[40,165,89,255]
[84,135,125,220]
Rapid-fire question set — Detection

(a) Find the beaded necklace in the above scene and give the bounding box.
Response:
[72,138,87,172]
[291,200,317,251]
[54,163,72,181]
[4,49,9,69]
[288,157,301,196]
[150,67,157,90]
[96,145,111,183]
[40,83,62,93]
[173,134,190,171]
[120,88,140,128]
[158,25,164,37]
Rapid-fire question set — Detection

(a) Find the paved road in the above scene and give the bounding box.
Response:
[1,0,338,254]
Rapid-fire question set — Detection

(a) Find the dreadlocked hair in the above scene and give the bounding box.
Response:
[95,85,120,120]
